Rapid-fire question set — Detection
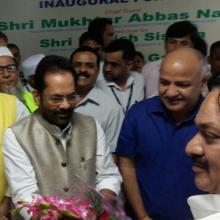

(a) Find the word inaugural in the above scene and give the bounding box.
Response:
[39,0,128,8]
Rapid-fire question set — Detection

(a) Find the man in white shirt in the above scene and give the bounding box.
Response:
[143,20,207,97]
[96,39,145,118]
[0,93,28,219]
[186,74,220,219]
[70,46,122,153]
[3,55,122,220]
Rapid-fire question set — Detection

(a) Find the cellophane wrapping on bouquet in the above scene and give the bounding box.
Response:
[13,175,131,220]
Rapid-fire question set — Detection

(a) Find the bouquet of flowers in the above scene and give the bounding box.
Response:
[13,176,130,220]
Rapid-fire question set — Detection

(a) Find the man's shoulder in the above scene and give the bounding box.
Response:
[73,111,96,123]
[11,112,33,129]
[95,74,108,89]
[130,72,145,92]
[143,59,162,67]
[142,59,162,73]
[0,92,16,99]
[0,93,17,107]
[73,112,98,133]
[86,87,119,109]
[131,71,144,81]
[128,96,160,115]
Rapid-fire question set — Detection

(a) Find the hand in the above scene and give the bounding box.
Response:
[138,215,153,220]
[99,189,117,204]
[0,197,10,220]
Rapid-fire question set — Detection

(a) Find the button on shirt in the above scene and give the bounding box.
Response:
[116,95,205,220]
[75,87,122,152]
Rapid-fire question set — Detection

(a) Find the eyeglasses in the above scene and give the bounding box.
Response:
[47,94,78,105]
[0,64,17,74]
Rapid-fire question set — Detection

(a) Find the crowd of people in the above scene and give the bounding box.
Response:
[0,18,220,220]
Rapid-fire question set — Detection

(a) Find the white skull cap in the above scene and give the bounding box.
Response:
[22,53,45,79]
[0,46,14,57]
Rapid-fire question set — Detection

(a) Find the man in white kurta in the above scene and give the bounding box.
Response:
[3,55,122,220]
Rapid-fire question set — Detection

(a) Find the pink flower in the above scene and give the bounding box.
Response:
[14,192,130,220]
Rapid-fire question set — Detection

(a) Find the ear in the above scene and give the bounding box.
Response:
[200,72,210,97]
[201,71,210,85]
[32,90,41,106]
[207,56,211,64]
[127,60,134,71]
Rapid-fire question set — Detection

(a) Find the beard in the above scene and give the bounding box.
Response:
[0,86,24,103]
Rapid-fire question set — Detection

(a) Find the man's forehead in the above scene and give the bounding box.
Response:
[105,24,113,32]
[196,89,220,124]
[0,38,7,46]
[74,51,97,59]
[0,56,15,64]
[44,71,74,82]
[73,53,98,66]
[212,47,220,56]
[105,50,123,60]
[167,35,191,41]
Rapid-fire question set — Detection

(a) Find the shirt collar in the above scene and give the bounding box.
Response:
[76,87,100,107]
[150,95,204,123]
[106,73,134,90]
[60,123,72,138]
[188,194,220,219]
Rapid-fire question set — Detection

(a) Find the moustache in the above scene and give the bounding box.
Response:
[77,72,90,78]
[192,156,209,169]
[56,108,73,115]
[164,95,182,101]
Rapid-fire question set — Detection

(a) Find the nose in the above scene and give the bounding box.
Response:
[59,98,72,109]
[164,85,179,97]
[104,63,111,72]
[185,133,204,157]
[76,64,87,73]
[175,42,183,49]
[1,68,11,77]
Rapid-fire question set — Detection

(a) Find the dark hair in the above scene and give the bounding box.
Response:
[193,35,207,57]
[70,46,100,67]
[134,51,145,63]
[7,43,19,51]
[104,39,135,61]
[79,32,100,47]
[166,20,207,56]
[88,17,112,46]
[207,74,220,91]
[7,43,21,65]
[32,55,76,93]
[165,20,198,41]
[209,41,220,57]
[0,31,8,44]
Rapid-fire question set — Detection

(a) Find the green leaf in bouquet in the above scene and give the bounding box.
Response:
[39,202,54,209]
[84,191,102,214]
[60,210,81,219]
[11,207,22,216]
[109,214,121,220]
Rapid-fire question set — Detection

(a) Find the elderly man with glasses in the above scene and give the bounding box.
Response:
[0,46,37,112]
